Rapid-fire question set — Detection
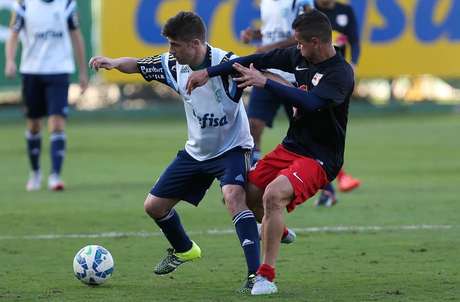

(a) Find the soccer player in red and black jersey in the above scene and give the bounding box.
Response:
[187,10,354,295]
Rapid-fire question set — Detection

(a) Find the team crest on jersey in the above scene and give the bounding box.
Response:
[312,73,324,86]
[214,88,224,103]
[336,14,348,27]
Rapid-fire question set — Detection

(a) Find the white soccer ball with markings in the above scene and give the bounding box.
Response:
[73,245,114,285]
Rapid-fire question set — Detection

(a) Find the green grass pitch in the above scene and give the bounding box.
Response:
[0,111,459,301]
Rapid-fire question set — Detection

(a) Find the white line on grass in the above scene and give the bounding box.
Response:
[0,224,455,241]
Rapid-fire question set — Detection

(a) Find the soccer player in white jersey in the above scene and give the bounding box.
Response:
[89,11,261,293]
[240,0,314,164]
[4,0,88,191]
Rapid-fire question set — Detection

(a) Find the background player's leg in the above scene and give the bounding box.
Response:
[23,74,45,191]
[46,74,69,191]
[249,118,266,163]
[247,87,280,165]
[48,115,66,190]
[25,118,42,191]
[315,182,337,207]
[337,168,361,192]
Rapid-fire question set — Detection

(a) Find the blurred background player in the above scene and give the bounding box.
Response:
[89,12,261,293]
[314,0,361,206]
[240,0,314,164]
[4,0,88,191]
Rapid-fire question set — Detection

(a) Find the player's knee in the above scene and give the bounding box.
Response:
[262,185,285,214]
[222,186,246,214]
[27,119,41,133]
[48,115,65,133]
[143,195,167,219]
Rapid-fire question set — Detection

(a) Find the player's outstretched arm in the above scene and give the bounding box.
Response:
[233,63,328,111]
[89,56,139,74]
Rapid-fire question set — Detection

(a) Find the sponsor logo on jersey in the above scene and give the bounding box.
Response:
[35,30,64,40]
[140,65,165,80]
[193,110,229,129]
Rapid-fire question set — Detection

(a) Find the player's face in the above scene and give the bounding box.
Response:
[294,31,318,61]
[167,38,196,65]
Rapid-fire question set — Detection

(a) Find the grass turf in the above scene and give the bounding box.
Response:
[0,112,459,301]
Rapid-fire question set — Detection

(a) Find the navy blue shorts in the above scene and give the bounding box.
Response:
[247,87,294,128]
[150,147,252,206]
[22,74,70,119]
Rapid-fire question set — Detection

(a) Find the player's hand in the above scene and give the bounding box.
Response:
[240,27,254,44]
[232,63,267,89]
[79,71,89,94]
[186,69,209,94]
[89,56,117,71]
[4,60,17,78]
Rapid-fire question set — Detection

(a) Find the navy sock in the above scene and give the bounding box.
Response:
[155,209,192,253]
[50,132,66,175]
[233,210,260,275]
[324,183,335,194]
[26,131,41,172]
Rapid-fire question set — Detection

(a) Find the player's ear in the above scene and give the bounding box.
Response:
[311,37,320,47]
[190,38,202,48]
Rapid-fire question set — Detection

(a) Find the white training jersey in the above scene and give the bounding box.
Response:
[137,45,254,161]
[260,0,314,81]
[12,0,79,74]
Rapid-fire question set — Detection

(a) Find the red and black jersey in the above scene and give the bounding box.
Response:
[208,47,354,180]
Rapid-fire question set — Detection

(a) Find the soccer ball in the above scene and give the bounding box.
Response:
[73,245,114,285]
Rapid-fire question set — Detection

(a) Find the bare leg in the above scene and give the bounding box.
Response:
[261,175,294,267]
[249,118,266,151]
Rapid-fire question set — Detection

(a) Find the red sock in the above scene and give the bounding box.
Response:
[282,227,289,239]
[257,264,276,282]
[337,169,346,180]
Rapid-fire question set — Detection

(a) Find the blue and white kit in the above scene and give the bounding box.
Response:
[137,45,254,204]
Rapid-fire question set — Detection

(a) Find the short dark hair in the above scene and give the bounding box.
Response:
[292,10,332,43]
[162,11,206,42]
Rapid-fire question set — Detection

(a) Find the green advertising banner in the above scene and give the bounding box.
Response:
[0,0,93,88]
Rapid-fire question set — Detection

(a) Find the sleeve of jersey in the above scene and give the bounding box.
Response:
[137,54,179,92]
[219,53,244,102]
[310,71,353,105]
[264,79,328,111]
[64,0,79,30]
[10,1,25,32]
[207,47,297,77]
